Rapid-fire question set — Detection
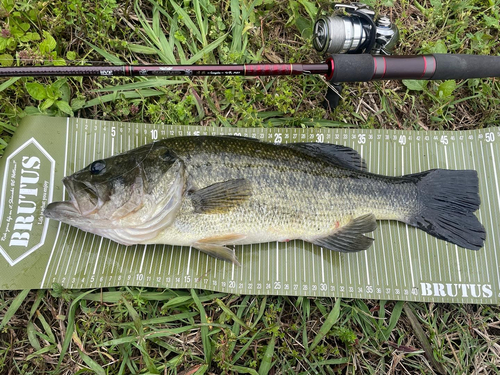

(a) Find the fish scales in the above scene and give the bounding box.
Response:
[159,137,416,245]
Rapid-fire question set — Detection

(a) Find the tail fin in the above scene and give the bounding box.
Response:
[406,169,486,250]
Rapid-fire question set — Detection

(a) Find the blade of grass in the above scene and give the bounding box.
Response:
[0,77,20,92]
[228,364,259,375]
[78,349,106,375]
[308,298,341,355]
[215,298,251,330]
[29,290,45,319]
[84,41,123,65]
[95,79,183,92]
[193,0,208,46]
[127,44,159,55]
[381,301,404,341]
[0,289,30,330]
[186,33,228,65]
[404,303,447,375]
[36,310,56,344]
[258,335,276,375]
[27,321,41,351]
[121,296,144,337]
[190,289,212,364]
[57,289,96,368]
[230,0,242,52]
[250,296,267,330]
[25,345,56,362]
[132,342,160,374]
[232,331,260,365]
[83,89,166,107]
[169,0,202,42]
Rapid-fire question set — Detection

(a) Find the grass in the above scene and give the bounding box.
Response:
[0,0,499,373]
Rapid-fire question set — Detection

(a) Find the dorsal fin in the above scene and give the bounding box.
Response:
[286,143,367,171]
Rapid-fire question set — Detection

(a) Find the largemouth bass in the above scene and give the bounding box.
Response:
[44,136,486,265]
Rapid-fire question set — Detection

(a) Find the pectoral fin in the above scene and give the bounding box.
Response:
[311,213,378,253]
[193,234,246,265]
[190,179,252,214]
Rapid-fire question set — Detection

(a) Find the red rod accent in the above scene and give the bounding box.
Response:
[421,56,428,79]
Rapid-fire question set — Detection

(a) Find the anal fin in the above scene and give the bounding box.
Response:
[193,234,246,266]
[311,213,378,253]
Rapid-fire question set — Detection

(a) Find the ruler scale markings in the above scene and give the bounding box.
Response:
[177,247,184,275]
[339,252,343,284]
[83,235,96,277]
[258,243,261,286]
[320,247,325,284]
[267,242,270,282]
[469,143,482,281]
[416,143,424,280]
[157,246,165,280]
[127,245,138,274]
[359,143,368,287]
[395,142,406,287]
[479,142,492,283]
[404,142,415,287]
[108,121,113,156]
[92,237,105,275]
[54,227,72,276]
[138,245,147,274]
[488,142,500,289]
[312,246,316,284]
[377,140,389,286]
[431,142,442,281]
[149,245,156,274]
[293,241,297,286]
[119,242,127,274]
[479,141,496,286]
[386,135,395,288]
[40,223,64,288]
[276,242,279,281]
[110,243,120,275]
[303,243,307,284]
[459,141,471,280]
[185,247,192,280]
[285,242,288,283]
[449,141,462,282]
[369,138,379,286]
[64,233,80,275]
[424,142,433,280]
[249,244,253,282]
[442,143,453,281]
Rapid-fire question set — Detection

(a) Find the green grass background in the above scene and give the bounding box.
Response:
[0,0,499,373]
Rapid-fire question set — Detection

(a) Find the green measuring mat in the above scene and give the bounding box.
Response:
[1,116,499,304]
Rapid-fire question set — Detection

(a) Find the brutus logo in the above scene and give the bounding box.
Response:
[421,282,493,298]
[0,138,55,266]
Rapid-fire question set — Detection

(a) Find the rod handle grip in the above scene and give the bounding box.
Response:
[432,54,500,80]
[327,54,500,82]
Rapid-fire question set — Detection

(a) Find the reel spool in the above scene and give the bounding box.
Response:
[313,3,399,55]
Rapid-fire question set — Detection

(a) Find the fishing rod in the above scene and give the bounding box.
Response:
[0,3,497,103]
[0,53,499,82]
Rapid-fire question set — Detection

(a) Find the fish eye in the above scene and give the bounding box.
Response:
[90,160,106,175]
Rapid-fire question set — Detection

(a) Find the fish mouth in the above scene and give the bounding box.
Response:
[64,177,102,215]
[44,177,101,220]
[44,200,81,221]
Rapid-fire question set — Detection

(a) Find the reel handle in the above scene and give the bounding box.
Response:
[326,54,500,82]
